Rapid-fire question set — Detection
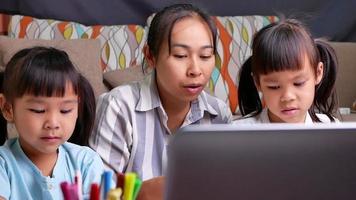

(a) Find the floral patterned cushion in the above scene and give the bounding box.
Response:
[210,15,277,113]
[8,15,146,72]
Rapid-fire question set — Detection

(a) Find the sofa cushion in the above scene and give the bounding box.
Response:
[211,16,277,113]
[329,42,356,109]
[0,36,107,97]
[103,64,147,89]
[8,15,146,72]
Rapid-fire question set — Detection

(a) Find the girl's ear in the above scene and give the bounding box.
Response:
[253,76,261,91]
[0,94,14,122]
[315,62,324,85]
[143,44,156,69]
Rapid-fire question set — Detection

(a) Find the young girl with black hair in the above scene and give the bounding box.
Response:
[234,18,338,123]
[0,47,104,199]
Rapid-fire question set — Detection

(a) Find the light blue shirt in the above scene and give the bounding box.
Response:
[0,138,104,200]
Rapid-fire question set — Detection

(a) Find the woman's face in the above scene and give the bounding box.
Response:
[148,16,215,107]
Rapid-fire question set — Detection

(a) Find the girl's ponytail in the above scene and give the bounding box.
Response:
[238,56,262,116]
[0,72,8,145]
[310,40,338,121]
[69,75,96,146]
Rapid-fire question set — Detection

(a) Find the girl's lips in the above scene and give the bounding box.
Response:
[40,136,61,142]
[281,108,299,115]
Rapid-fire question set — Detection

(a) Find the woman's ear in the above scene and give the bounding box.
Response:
[315,62,324,85]
[0,94,14,122]
[143,44,156,69]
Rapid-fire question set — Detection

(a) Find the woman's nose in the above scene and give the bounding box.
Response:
[187,57,202,77]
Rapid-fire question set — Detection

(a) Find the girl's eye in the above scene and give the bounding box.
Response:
[60,109,73,114]
[267,86,280,90]
[29,109,45,113]
[294,81,305,87]
[200,55,212,60]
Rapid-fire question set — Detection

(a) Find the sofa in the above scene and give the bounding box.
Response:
[1,14,356,125]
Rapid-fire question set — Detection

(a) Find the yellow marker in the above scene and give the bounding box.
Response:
[123,173,136,200]
[107,188,122,200]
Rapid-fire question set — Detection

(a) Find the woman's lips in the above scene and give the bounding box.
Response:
[184,85,203,95]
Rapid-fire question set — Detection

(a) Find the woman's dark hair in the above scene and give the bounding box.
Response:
[0,46,96,145]
[238,18,338,122]
[146,3,217,60]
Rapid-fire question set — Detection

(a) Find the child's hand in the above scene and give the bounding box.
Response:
[136,176,165,200]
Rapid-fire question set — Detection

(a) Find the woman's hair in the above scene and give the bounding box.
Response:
[0,46,96,145]
[238,18,338,122]
[146,3,217,60]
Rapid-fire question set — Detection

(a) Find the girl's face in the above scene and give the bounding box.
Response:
[148,16,215,106]
[7,83,78,157]
[257,56,323,123]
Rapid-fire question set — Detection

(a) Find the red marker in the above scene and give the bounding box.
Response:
[89,183,100,200]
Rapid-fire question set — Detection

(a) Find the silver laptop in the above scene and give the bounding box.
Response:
[165,123,356,200]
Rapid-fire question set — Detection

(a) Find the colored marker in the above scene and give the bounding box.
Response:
[89,183,100,200]
[75,170,83,200]
[60,182,71,200]
[107,188,123,200]
[116,172,125,190]
[123,172,136,200]
[132,178,142,200]
[102,171,113,199]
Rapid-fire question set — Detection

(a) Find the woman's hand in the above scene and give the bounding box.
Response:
[137,176,165,200]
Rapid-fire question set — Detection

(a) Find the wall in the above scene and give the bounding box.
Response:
[0,0,355,41]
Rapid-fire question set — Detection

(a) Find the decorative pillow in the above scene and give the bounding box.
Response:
[147,14,277,114]
[211,16,277,113]
[103,64,148,89]
[7,15,146,72]
[0,35,108,97]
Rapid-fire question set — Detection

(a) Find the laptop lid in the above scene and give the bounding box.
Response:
[165,123,356,200]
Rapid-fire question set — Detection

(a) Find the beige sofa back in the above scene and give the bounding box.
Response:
[330,42,356,109]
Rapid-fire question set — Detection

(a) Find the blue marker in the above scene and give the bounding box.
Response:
[102,171,113,199]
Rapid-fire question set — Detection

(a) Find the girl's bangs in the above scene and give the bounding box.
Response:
[253,24,316,75]
[16,55,79,97]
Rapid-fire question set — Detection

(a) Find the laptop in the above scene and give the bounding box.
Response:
[165,123,356,200]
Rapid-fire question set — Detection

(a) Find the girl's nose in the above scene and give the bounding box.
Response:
[280,88,296,102]
[44,113,60,130]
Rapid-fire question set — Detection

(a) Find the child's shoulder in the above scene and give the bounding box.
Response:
[0,138,18,155]
[315,113,339,123]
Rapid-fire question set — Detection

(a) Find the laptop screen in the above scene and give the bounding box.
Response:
[165,123,356,200]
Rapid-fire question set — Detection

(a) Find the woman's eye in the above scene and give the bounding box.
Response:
[29,109,45,113]
[173,54,187,59]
